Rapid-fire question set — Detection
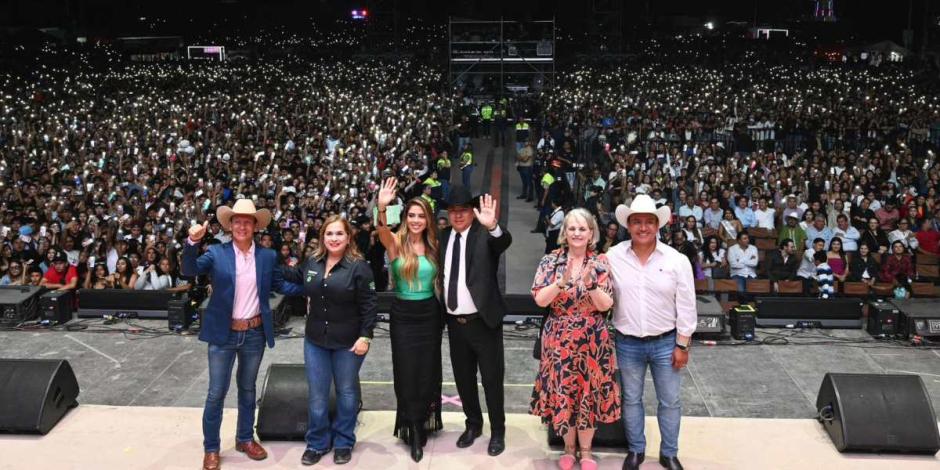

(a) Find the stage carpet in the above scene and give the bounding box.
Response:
[0,406,937,469]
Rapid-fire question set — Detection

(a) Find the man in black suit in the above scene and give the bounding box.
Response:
[441,184,512,456]
[767,238,800,291]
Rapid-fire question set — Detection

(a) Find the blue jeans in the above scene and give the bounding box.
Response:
[732,275,749,293]
[304,339,365,452]
[461,166,474,188]
[616,331,682,458]
[517,166,533,199]
[203,327,266,452]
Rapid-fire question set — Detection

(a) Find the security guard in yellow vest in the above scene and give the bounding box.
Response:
[494,106,508,147]
[480,103,494,137]
[421,184,437,214]
[514,120,530,154]
[460,145,474,188]
[435,153,452,200]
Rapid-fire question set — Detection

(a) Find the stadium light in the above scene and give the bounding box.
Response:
[705,22,715,30]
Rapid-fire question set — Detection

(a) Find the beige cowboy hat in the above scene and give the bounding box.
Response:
[216,199,272,231]
[615,194,671,229]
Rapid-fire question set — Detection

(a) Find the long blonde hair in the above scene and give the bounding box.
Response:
[312,216,363,262]
[395,198,441,294]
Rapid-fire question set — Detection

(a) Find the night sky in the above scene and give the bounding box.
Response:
[0,0,933,46]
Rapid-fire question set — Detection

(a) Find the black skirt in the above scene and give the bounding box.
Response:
[390,296,444,441]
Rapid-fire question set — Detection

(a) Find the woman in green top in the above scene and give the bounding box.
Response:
[376,177,443,463]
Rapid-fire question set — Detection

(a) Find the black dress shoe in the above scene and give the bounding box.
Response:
[622,452,645,470]
[410,437,423,462]
[409,423,424,462]
[659,455,684,470]
[456,425,482,448]
[516,195,527,199]
[333,448,352,465]
[302,449,328,466]
[487,433,505,456]
[530,228,542,233]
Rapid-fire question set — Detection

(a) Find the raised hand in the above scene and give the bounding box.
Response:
[473,193,498,230]
[377,177,397,209]
[188,220,209,242]
[581,259,598,288]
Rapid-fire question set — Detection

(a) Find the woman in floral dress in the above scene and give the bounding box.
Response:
[531,208,621,470]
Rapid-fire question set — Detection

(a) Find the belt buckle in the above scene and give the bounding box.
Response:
[456,317,468,325]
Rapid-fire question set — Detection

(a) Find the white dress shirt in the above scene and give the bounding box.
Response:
[444,224,503,315]
[888,229,919,250]
[755,208,776,230]
[727,243,758,278]
[797,249,817,279]
[833,226,860,252]
[607,241,697,338]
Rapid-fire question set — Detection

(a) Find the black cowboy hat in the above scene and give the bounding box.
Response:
[446,184,480,209]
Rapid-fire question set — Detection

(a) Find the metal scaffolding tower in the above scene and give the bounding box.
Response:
[448,17,555,96]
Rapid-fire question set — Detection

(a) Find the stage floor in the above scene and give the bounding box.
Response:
[0,406,937,469]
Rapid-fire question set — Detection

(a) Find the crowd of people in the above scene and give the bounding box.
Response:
[513,35,940,299]
[0,41,462,306]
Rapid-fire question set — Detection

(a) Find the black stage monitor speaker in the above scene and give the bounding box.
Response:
[257,363,361,441]
[694,295,726,337]
[40,290,73,325]
[0,285,43,325]
[0,359,79,434]
[729,304,756,341]
[76,288,177,319]
[866,301,899,337]
[167,298,193,332]
[756,297,863,328]
[890,299,940,339]
[816,373,940,454]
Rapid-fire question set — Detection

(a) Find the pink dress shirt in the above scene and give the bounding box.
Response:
[232,242,260,320]
[606,240,698,338]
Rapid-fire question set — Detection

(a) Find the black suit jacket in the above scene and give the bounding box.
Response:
[767,249,799,282]
[440,221,513,328]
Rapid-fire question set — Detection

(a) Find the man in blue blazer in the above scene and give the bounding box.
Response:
[182,199,302,470]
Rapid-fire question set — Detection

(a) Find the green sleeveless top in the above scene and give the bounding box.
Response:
[391,255,436,300]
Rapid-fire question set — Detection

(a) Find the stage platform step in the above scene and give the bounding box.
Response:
[0,406,937,469]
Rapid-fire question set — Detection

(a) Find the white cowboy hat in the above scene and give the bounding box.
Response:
[216,199,272,231]
[615,194,671,229]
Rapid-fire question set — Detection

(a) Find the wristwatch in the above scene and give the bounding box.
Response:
[359,336,372,344]
[675,338,690,351]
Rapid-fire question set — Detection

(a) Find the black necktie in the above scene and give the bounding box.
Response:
[447,233,461,311]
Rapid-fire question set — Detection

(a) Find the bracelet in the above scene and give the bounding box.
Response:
[358,336,371,344]
[377,209,386,213]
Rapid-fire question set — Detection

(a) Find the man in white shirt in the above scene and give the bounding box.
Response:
[727,232,758,292]
[441,185,512,457]
[702,197,724,230]
[677,195,703,227]
[832,214,860,253]
[888,219,919,251]
[607,195,695,470]
[754,197,776,230]
[798,238,826,294]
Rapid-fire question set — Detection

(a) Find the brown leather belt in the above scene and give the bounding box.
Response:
[231,316,262,331]
[451,313,480,325]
